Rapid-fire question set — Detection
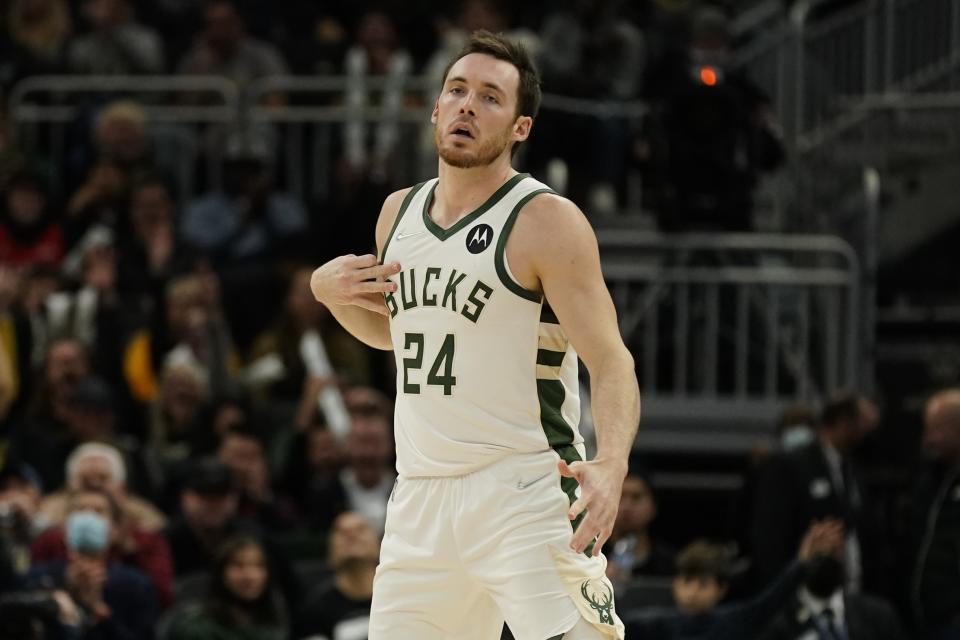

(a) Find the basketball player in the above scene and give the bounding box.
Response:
[310,31,640,640]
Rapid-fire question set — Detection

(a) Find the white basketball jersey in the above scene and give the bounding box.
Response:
[381,173,584,478]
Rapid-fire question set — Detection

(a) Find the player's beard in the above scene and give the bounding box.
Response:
[435,122,513,169]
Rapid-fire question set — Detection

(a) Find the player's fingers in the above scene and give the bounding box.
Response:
[570,514,600,554]
[357,262,401,280]
[353,294,389,316]
[348,253,380,268]
[593,528,613,557]
[567,494,588,521]
[557,460,580,479]
[354,279,398,294]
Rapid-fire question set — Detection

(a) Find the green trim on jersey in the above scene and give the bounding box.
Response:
[540,305,560,324]
[379,181,428,262]
[537,349,566,367]
[538,379,575,447]
[494,188,555,302]
[421,173,529,241]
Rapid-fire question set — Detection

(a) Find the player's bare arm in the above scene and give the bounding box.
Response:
[508,192,642,556]
[308,188,408,351]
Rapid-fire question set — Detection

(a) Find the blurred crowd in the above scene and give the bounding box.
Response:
[1,1,955,640]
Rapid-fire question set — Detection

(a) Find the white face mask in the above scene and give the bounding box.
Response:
[781,425,815,451]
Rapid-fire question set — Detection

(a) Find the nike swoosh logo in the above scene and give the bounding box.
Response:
[396,230,426,240]
[516,472,552,490]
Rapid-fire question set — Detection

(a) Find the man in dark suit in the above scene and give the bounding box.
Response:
[751,392,881,594]
[759,554,907,640]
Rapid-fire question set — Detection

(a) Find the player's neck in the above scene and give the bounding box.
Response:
[433,158,516,227]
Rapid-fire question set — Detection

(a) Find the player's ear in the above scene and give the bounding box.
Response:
[430,98,440,125]
[513,115,532,143]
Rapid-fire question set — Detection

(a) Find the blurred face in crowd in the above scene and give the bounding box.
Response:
[96,112,147,166]
[82,0,126,30]
[69,489,114,522]
[45,340,90,396]
[458,0,506,32]
[347,412,390,477]
[357,11,397,72]
[328,512,380,570]
[204,1,244,55]
[217,433,267,491]
[181,488,238,532]
[63,400,115,441]
[433,53,530,169]
[307,427,343,475]
[286,268,327,329]
[5,183,46,226]
[131,182,173,241]
[69,454,122,497]
[0,476,41,524]
[166,276,209,340]
[212,402,246,438]
[223,542,268,601]
[673,574,727,615]
[159,365,207,432]
[615,475,656,537]
[923,392,960,462]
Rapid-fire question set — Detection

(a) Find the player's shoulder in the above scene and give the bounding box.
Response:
[513,188,594,241]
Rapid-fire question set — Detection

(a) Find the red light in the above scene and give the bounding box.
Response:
[699,67,718,86]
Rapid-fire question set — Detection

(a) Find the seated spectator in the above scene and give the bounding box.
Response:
[39,442,165,532]
[31,485,174,609]
[340,388,395,537]
[23,493,160,639]
[296,511,377,640]
[906,389,960,639]
[0,171,64,268]
[181,135,307,265]
[0,0,71,88]
[278,417,348,532]
[216,425,296,531]
[177,0,289,104]
[117,176,197,313]
[759,552,907,640]
[624,520,843,639]
[66,101,155,242]
[0,460,48,573]
[67,0,164,75]
[166,536,288,640]
[162,457,298,605]
[607,465,675,583]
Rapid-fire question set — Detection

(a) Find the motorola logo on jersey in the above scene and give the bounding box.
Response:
[466,224,494,254]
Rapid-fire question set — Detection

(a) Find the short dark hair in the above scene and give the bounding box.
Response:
[675,540,734,584]
[69,486,122,523]
[440,30,542,120]
[820,392,860,428]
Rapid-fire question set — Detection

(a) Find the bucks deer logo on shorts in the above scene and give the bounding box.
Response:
[580,579,614,625]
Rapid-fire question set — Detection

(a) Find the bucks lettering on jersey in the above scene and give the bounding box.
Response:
[381,174,585,478]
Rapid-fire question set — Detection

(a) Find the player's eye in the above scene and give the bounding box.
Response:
[485,95,499,104]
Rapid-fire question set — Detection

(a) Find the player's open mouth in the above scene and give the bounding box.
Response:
[449,124,475,139]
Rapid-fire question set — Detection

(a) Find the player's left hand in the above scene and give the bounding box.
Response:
[559,458,627,556]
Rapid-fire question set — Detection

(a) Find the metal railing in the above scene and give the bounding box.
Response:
[599,231,861,452]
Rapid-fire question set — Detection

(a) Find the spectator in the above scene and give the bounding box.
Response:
[607,465,675,583]
[278,412,348,531]
[340,387,395,537]
[177,0,289,103]
[67,101,155,241]
[31,485,174,609]
[181,135,307,265]
[624,520,843,639]
[145,360,212,496]
[759,553,907,640]
[0,171,64,268]
[117,176,197,313]
[751,392,881,594]
[639,6,784,231]
[216,425,295,531]
[38,442,166,532]
[23,493,160,640]
[162,457,298,606]
[907,389,960,638]
[0,0,71,88]
[776,404,818,453]
[166,536,288,640]
[341,9,414,185]
[296,511,378,640]
[0,460,48,574]
[247,266,373,405]
[67,0,164,75]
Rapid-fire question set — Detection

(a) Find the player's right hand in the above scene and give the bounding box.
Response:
[310,254,401,316]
